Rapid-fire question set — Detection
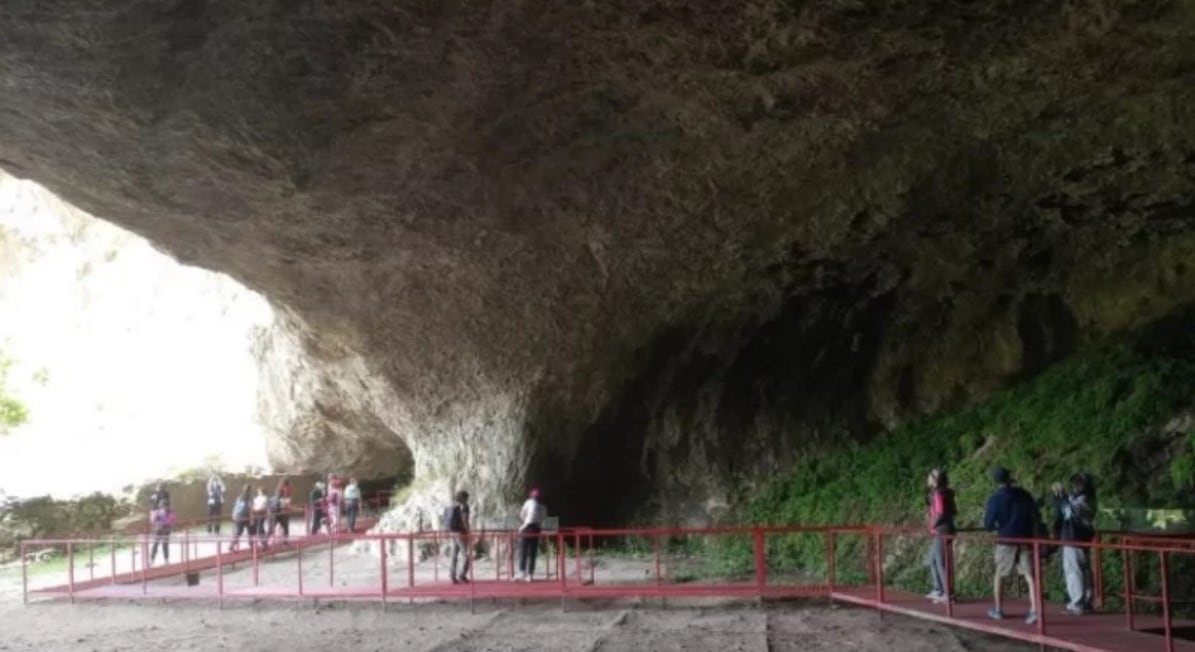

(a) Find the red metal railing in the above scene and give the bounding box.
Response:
[18,524,1195,652]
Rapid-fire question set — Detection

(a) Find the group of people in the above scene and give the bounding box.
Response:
[926,466,1098,625]
[202,473,364,551]
[442,487,547,584]
[306,475,364,536]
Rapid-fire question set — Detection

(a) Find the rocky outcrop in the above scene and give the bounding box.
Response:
[0,173,411,496]
[1,2,1193,524]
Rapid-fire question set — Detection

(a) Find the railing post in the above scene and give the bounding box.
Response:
[110,537,116,586]
[1032,540,1045,636]
[328,535,335,588]
[297,541,304,597]
[1093,535,1104,610]
[875,531,885,605]
[380,536,388,606]
[654,531,663,591]
[753,527,766,596]
[88,539,95,582]
[1123,547,1134,631]
[21,541,27,605]
[216,540,224,610]
[252,535,260,587]
[67,542,75,603]
[559,531,568,612]
[407,533,415,605]
[141,535,148,595]
[1160,551,1173,652]
[574,531,582,585]
[826,530,836,592]
[944,533,955,619]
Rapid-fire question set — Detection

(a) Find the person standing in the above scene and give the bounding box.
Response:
[344,477,362,534]
[517,488,546,582]
[925,468,957,603]
[448,490,471,584]
[149,483,171,510]
[271,478,293,544]
[206,472,226,534]
[1054,473,1097,614]
[983,466,1042,624]
[326,476,343,534]
[149,504,174,565]
[252,486,270,548]
[309,481,327,535]
[230,485,252,552]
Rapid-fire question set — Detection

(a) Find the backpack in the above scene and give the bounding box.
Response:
[442,504,463,532]
[268,496,282,513]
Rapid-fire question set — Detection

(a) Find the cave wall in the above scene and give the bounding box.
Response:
[1,1,1192,524]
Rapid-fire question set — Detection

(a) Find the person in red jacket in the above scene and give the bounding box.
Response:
[925,468,957,604]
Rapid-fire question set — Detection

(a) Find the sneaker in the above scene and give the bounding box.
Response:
[450,577,460,585]
[926,590,944,600]
[1025,611,1038,625]
[458,576,469,584]
[931,594,956,605]
[987,608,1005,620]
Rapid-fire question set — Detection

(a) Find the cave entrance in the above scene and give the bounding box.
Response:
[0,171,411,500]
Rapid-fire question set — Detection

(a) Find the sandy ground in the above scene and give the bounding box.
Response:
[0,545,1035,652]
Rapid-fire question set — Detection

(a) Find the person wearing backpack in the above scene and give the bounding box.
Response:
[446,490,471,584]
[983,466,1042,625]
[206,473,225,534]
[270,478,293,544]
[1053,473,1097,614]
[230,485,252,552]
[309,482,327,535]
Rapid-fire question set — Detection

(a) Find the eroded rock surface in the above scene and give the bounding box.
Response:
[1,1,1193,524]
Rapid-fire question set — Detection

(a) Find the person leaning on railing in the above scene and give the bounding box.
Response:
[1052,473,1097,615]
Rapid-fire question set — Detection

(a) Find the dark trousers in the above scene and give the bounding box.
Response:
[311,509,325,535]
[272,514,290,540]
[151,533,170,563]
[519,524,542,577]
[346,500,360,533]
[253,515,268,543]
[451,533,470,580]
[207,502,222,534]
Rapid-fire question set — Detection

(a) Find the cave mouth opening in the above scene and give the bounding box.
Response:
[0,170,410,500]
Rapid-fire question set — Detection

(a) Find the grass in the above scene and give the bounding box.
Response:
[718,342,1195,603]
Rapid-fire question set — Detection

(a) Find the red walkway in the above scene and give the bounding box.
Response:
[21,525,1195,652]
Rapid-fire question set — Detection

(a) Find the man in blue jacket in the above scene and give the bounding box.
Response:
[983,466,1041,624]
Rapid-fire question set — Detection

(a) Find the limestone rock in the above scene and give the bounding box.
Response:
[0,2,1193,523]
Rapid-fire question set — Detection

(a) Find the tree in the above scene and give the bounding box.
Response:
[0,352,28,435]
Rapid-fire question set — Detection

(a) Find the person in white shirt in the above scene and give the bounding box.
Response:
[251,487,270,547]
[517,488,546,581]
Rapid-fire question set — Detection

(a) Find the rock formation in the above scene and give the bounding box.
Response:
[1,1,1192,524]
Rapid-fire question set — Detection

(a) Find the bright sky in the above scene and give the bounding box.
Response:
[0,173,272,498]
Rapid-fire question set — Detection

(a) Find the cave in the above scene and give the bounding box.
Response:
[1,1,1193,529]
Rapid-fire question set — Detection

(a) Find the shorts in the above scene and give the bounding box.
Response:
[994,544,1033,578]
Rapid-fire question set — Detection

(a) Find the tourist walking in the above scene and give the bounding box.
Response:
[326,476,343,534]
[271,477,293,544]
[252,486,270,547]
[230,485,252,551]
[149,504,174,565]
[925,468,957,604]
[1054,473,1097,614]
[447,490,471,584]
[206,472,225,534]
[309,481,327,535]
[344,477,361,533]
[983,466,1042,624]
[517,488,546,582]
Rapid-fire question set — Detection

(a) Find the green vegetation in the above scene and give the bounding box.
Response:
[0,351,28,435]
[748,344,1195,532]
[724,342,1195,604]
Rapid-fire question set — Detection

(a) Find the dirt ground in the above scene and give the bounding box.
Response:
[0,539,1035,651]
